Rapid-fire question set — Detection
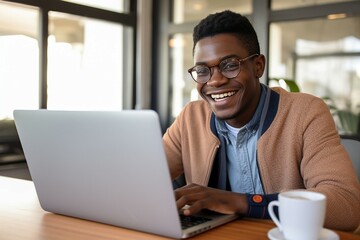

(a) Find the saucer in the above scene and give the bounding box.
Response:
[267,227,339,240]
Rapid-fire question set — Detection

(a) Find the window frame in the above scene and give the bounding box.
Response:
[1,0,138,109]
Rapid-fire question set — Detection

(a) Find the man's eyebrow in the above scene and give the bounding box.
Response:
[194,54,239,66]
[220,54,239,61]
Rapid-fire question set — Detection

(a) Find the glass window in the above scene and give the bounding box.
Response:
[47,12,128,110]
[271,0,356,10]
[0,2,39,120]
[169,33,198,119]
[172,0,252,24]
[62,0,129,13]
[269,16,360,135]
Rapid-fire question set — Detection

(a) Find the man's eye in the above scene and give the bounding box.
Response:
[222,62,239,72]
[195,67,209,76]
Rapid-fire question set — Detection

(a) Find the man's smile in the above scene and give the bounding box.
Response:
[210,91,237,101]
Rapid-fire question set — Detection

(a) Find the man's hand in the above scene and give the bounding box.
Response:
[175,183,249,216]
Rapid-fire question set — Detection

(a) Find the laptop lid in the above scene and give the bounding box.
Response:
[13,109,237,239]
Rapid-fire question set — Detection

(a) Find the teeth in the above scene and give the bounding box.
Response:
[211,91,236,101]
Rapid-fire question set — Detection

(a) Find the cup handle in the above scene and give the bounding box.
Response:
[268,200,282,232]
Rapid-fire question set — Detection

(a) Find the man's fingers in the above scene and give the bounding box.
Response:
[176,190,208,213]
[174,183,203,200]
[181,200,206,216]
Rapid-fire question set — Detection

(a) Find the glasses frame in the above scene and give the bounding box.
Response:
[188,54,259,83]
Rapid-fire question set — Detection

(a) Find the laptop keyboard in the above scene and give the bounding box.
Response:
[180,214,212,229]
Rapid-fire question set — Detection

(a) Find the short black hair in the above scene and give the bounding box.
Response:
[192,10,260,55]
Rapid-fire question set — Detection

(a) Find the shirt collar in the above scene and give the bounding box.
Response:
[215,83,268,137]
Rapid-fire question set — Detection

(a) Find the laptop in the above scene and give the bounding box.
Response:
[13,109,238,239]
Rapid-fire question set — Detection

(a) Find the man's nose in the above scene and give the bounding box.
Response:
[206,67,228,87]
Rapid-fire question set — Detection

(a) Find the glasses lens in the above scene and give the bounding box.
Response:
[220,58,240,78]
[192,65,210,83]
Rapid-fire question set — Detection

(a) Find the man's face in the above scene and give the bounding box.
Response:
[193,33,264,128]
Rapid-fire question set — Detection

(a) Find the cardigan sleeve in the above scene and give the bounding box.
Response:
[257,89,360,231]
[245,193,278,219]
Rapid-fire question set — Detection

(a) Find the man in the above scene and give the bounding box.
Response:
[163,10,360,231]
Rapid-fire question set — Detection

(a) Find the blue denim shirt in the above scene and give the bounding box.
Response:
[215,84,267,194]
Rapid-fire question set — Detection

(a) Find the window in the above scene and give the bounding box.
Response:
[62,0,129,13]
[0,0,135,120]
[47,12,127,110]
[271,0,357,10]
[172,0,252,24]
[269,15,360,135]
[169,33,196,118]
[0,2,39,119]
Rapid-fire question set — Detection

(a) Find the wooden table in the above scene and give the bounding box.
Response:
[1,176,359,240]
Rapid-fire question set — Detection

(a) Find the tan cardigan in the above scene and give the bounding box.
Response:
[163,87,360,231]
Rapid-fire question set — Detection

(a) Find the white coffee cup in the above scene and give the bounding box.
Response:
[268,190,327,240]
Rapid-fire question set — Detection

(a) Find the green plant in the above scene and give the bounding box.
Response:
[322,97,360,135]
[269,78,359,136]
[269,78,300,92]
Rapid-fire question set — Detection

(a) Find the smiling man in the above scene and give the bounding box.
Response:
[163,10,360,231]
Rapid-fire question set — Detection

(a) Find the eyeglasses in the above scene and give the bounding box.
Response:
[187,54,259,83]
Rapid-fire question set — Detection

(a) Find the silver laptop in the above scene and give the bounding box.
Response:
[13,109,238,239]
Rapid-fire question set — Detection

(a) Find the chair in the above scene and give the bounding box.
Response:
[341,136,360,235]
[340,135,360,181]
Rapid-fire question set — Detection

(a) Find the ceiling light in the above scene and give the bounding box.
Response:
[193,3,203,11]
[327,13,347,20]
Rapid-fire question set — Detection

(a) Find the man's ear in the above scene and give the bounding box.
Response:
[255,54,266,78]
